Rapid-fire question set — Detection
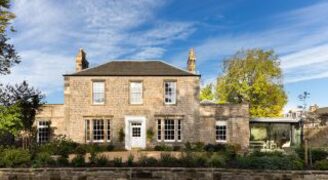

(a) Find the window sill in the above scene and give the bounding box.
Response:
[164,103,177,106]
[216,140,227,143]
[163,140,176,142]
[91,103,106,106]
[129,103,144,106]
[92,140,105,143]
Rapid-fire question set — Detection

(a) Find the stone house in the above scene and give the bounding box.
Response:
[36,49,249,150]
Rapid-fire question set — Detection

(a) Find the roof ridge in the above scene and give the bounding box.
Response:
[64,60,201,77]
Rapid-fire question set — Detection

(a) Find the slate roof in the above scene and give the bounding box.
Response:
[64,61,199,77]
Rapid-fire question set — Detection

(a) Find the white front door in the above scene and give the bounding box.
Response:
[125,116,146,150]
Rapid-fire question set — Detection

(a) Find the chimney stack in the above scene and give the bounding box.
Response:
[76,48,89,72]
[187,48,196,73]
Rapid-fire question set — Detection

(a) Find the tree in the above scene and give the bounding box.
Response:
[0,81,45,132]
[0,104,22,136]
[0,81,45,147]
[0,0,19,75]
[200,83,214,101]
[216,49,287,117]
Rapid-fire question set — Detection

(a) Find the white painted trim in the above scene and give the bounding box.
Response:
[125,116,146,150]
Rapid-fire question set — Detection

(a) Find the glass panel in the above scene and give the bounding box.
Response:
[132,127,141,137]
[177,120,182,141]
[107,120,110,141]
[85,120,90,142]
[164,119,175,140]
[93,119,104,142]
[38,121,50,144]
[216,125,226,141]
[93,82,105,104]
[164,82,176,104]
[157,119,161,141]
[130,82,143,104]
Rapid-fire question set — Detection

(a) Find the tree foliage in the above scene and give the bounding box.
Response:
[216,49,287,117]
[0,0,19,75]
[0,104,22,136]
[0,81,45,132]
[200,83,214,101]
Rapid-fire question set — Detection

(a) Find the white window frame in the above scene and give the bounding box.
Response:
[92,81,105,105]
[130,82,143,104]
[37,121,50,144]
[177,119,182,142]
[85,118,111,143]
[107,119,111,142]
[216,121,227,143]
[92,119,105,143]
[164,81,176,105]
[164,119,176,142]
[157,119,162,142]
[85,119,91,142]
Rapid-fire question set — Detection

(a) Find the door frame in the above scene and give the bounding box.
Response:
[124,116,146,150]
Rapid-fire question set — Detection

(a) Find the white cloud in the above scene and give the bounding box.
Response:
[170,2,328,84]
[1,50,73,95]
[3,0,195,98]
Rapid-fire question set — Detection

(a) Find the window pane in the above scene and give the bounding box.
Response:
[130,82,143,104]
[164,82,176,104]
[107,120,110,141]
[164,119,175,140]
[85,120,90,142]
[157,119,161,141]
[177,120,182,141]
[216,125,227,141]
[93,82,105,104]
[93,119,104,142]
[132,127,141,137]
[38,121,50,144]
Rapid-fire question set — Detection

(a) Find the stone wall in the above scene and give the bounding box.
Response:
[0,168,327,180]
[64,76,200,146]
[35,104,65,138]
[199,103,249,149]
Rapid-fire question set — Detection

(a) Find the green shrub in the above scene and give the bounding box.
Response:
[294,146,305,159]
[138,156,158,167]
[32,152,55,167]
[311,149,328,163]
[94,155,108,167]
[113,157,123,167]
[119,128,125,142]
[236,152,304,170]
[314,159,328,170]
[194,155,207,167]
[207,153,226,167]
[106,144,115,151]
[173,146,181,151]
[154,144,173,151]
[74,145,87,155]
[39,137,78,158]
[184,142,204,152]
[160,153,179,167]
[204,144,227,152]
[56,156,69,166]
[71,155,85,167]
[127,154,134,166]
[146,128,154,141]
[0,148,31,167]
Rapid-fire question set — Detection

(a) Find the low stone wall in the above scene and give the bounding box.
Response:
[0,168,328,180]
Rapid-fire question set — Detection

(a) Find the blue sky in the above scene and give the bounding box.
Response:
[2,0,328,112]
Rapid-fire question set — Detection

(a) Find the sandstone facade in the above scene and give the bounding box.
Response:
[35,49,250,149]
